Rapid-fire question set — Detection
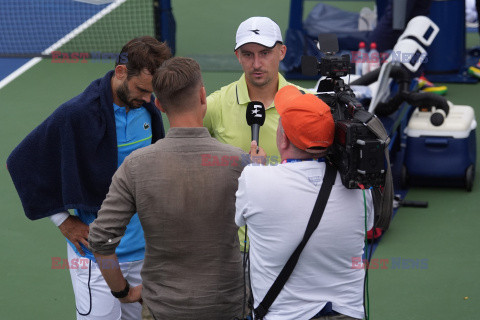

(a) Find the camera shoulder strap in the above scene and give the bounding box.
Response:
[253,162,337,320]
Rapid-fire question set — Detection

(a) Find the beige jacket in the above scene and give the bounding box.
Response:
[89,127,246,320]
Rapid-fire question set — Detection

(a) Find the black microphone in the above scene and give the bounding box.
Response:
[246,101,266,147]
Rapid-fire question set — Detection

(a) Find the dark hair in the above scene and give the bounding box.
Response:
[153,57,203,110]
[115,36,172,78]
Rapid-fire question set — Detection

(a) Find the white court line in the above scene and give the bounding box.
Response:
[0,0,127,90]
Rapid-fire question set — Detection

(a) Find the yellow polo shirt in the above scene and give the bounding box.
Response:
[205,73,299,164]
[204,73,298,250]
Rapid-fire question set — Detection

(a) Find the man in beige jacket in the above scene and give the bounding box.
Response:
[88,57,257,320]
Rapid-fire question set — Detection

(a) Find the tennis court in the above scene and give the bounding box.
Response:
[1,1,479,319]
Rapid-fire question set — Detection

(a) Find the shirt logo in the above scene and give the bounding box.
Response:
[250,29,260,35]
[143,122,150,130]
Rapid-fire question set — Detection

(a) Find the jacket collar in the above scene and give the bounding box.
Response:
[166,127,211,138]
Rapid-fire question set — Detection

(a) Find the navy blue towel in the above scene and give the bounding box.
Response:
[7,70,165,220]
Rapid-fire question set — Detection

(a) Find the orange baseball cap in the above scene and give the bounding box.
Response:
[274,85,335,151]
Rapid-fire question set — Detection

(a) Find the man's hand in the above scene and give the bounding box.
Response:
[93,253,139,304]
[58,216,89,256]
[119,284,143,304]
[249,140,266,165]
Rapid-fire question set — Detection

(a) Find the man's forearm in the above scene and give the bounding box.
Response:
[93,253,126,292]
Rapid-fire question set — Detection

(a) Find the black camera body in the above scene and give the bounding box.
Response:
[318,54,350,78]
[329,117,386,189]
[302,34,386,189]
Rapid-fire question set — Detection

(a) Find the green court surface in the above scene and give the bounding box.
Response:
[1,1,479,319]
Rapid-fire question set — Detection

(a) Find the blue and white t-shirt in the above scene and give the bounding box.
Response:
[68,103,152,262]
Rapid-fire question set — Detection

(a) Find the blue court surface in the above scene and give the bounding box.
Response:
[0,0,109,83]
[0,0,107,55]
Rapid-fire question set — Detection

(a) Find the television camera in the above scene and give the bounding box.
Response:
[301,34,387,189]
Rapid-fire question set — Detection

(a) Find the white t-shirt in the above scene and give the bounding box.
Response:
[235,161,373,320]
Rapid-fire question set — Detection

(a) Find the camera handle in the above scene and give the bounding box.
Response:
[337,90,364,112]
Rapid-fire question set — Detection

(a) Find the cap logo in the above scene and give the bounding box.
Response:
[250,29,260,35]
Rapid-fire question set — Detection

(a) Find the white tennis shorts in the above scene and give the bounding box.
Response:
[67,244,143,320]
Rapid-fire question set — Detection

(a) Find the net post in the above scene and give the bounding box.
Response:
[153,0,176,55]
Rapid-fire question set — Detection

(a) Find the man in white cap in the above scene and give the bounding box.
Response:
[204,16,298,253]
[204,16,295,163]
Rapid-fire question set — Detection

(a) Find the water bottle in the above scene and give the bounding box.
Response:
[355,41,367,76]
[368,42,381,72]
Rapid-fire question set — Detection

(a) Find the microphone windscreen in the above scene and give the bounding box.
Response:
[246,101,266,126]
[301,56,319,77]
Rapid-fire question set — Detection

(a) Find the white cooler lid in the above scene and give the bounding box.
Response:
[406,104,477,138]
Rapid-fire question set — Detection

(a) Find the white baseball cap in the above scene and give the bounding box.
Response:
[235,17,283,50]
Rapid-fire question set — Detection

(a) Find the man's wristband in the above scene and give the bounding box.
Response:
[111,280,130,299]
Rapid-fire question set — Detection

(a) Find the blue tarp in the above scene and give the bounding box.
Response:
[282,3,369,76]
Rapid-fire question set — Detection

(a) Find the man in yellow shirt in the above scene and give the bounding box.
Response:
[204,17,300,255]
[204,16,299,167]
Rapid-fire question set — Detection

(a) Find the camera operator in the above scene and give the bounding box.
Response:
[235,85,373,320]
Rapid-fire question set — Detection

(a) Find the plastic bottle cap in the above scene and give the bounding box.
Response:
[359,42,366,48]
[370,42,377,49]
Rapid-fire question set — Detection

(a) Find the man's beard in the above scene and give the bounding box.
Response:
[116,80,144,109]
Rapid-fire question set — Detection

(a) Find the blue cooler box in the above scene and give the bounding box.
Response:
[403,104,477,191]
